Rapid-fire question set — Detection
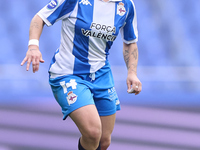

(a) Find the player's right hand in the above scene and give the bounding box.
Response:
[21,45,44,73]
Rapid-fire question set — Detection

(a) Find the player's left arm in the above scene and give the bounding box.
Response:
[123,42,142,95]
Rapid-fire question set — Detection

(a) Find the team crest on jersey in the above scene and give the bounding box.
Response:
[67,91,77,105]
[117,2,126,16]
[47,0,58,10]
[79,0,92,6]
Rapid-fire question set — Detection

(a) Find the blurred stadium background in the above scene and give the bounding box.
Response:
[0,0,200,150]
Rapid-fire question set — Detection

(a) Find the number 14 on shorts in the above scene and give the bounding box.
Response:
[60,79,77,94]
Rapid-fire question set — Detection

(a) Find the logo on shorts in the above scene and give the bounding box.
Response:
[67,91,77,105]
[117,2,126,16]
[47,0,58,10]
[116,99,120,105]
[108,87,116,94]
[108,87,118,101]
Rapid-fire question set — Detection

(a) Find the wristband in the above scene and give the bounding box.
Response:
[28,39,39,47]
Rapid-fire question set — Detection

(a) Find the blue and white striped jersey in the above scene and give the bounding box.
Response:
[37,0,138,78]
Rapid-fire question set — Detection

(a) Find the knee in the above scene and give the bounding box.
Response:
[100,136,111,150]
[83,125,102,142]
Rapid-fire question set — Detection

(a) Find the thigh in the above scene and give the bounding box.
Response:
[69,104,101,136]
[100,113,116,140]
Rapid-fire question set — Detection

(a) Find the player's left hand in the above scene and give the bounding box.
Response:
[126,73,142,95]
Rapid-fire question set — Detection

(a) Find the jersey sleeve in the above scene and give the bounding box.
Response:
[37,0,77,26]
[120,0,138,44]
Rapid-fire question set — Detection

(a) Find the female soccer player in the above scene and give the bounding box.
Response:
[21,0,142,149]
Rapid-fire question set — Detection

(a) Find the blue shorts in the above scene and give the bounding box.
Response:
[49,67,121,120]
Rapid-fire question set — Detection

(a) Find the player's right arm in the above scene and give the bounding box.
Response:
[21,14,45,73]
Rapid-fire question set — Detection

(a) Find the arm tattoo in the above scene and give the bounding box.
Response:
[123,48,138,74]
[128,64,137,74]
[123,49,130,68]
[132,48,138,60]
[31,22,40,29]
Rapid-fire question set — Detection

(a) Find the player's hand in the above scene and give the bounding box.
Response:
[21,45,44,73]
[126,73,142,95]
